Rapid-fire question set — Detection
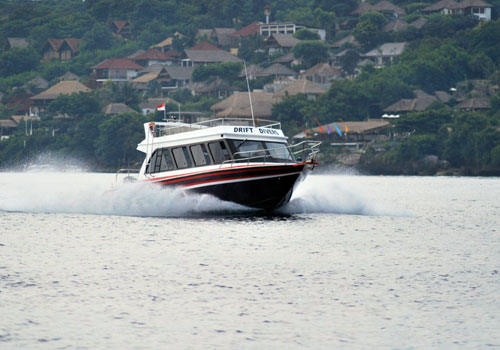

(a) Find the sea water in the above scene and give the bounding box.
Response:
[0,171,499,349]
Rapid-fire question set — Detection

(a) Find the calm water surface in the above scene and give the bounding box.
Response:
[0,172,499,349]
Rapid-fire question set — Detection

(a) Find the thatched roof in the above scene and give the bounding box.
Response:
[211,91,280,118]
[383,19,408,32]
[273,79,326,98]
[184,48,242,63]
[455,98,491,110]
[265,34,300,48]
[102,103,136,115]
[213,28,237,46]
[92,58,144,70]
[273,52,295,63]
[7,38,29,49]
[364,42,406,57]
[31,81,91,100]
[300,63,342,77]
[230,22,261,37]
[11,115,41,124]
[0,119,17,128]
[256,63,296,77]
[331,34,360,49]
[352,1,406,15]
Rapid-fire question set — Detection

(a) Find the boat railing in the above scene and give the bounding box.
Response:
[157,118,281,137]
[220,140,321,167]
[115,168,140,185]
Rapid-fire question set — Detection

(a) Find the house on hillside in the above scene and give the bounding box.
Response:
[23,76,49,92]
[239,64,265,80]
[422,0,459,14]
[299,63,342,88]
[211,91,280,118]
[92,58,144,82]
[351,1,406,18]
[409,18,428,29]
[272,79,326,100]
[139,98,178,115]
[260,22,326,41]
[264,34,300,55]
[30,80,91,117]
[131,65,194,94]
[182,41,243,67]
[11,115,41,126]
[5,37,29,50]
[102,103,136,115]
[255,63,297,79]
[40,39,81,61]
[362,42,406,66]
[57,71,81,82]
[151,33,183,52]
[187,77,237,99]
[132,49,181,66]
[383,90,450,114]
[230,22,261,39]
[197,28,239,48]
[4,92,34,116]
[455,97,491,111]
[422,0,492,20]
[272,52,299,67]
[295,119,392,143]
[455,0,492,21]
[0,119,17,139]
[331,34,361,49]
[111,20,132,39]
[383,19,408,32]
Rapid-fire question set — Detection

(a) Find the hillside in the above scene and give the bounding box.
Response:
[0,0,499,174]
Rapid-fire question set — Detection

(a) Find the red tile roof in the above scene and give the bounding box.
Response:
[92,58,144,70]
[133,49,180,60]
[189,41,221,51]
[231,22,261,37]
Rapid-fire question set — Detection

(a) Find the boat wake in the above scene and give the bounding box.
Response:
[0,172,408,217]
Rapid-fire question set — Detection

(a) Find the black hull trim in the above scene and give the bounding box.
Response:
[148,163,311,210]
[190,172,300,209]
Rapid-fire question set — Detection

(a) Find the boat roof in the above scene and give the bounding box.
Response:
[137,118,287,153]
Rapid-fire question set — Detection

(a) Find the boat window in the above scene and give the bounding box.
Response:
[209,141,231,164]
[190,144,211,166]
[229,140,267,162]
[263,142,294,162]
[172,147,192,169]
[147,148,175,174]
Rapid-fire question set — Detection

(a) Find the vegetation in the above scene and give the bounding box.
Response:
[0,0,499,174]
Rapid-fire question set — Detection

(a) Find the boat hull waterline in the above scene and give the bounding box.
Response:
[143,162,315,210]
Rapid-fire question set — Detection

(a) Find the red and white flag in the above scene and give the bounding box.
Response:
[157,103,165,111]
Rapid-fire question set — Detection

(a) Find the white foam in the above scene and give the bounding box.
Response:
[0,171,409,217]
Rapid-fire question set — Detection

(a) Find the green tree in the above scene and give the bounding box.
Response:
[293,40,329,68]
[81,23,115,51]
[0,48,40,77]
[313,8,336,40]
[353,11,387,49]
[95,112,145,168]
[394,108,453,134]
[192,62,243,83]
[293,28,320,40]
[48,92,101,118]
[338,49,360,76]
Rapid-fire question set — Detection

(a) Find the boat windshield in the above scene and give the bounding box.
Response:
[228,140,294,163]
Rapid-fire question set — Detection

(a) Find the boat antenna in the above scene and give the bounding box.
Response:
[244,61,256,127]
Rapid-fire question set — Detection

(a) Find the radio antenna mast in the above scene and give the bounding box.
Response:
[244,61,256,127]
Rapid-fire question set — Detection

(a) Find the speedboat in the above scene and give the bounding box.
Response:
[120,117,320,210]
